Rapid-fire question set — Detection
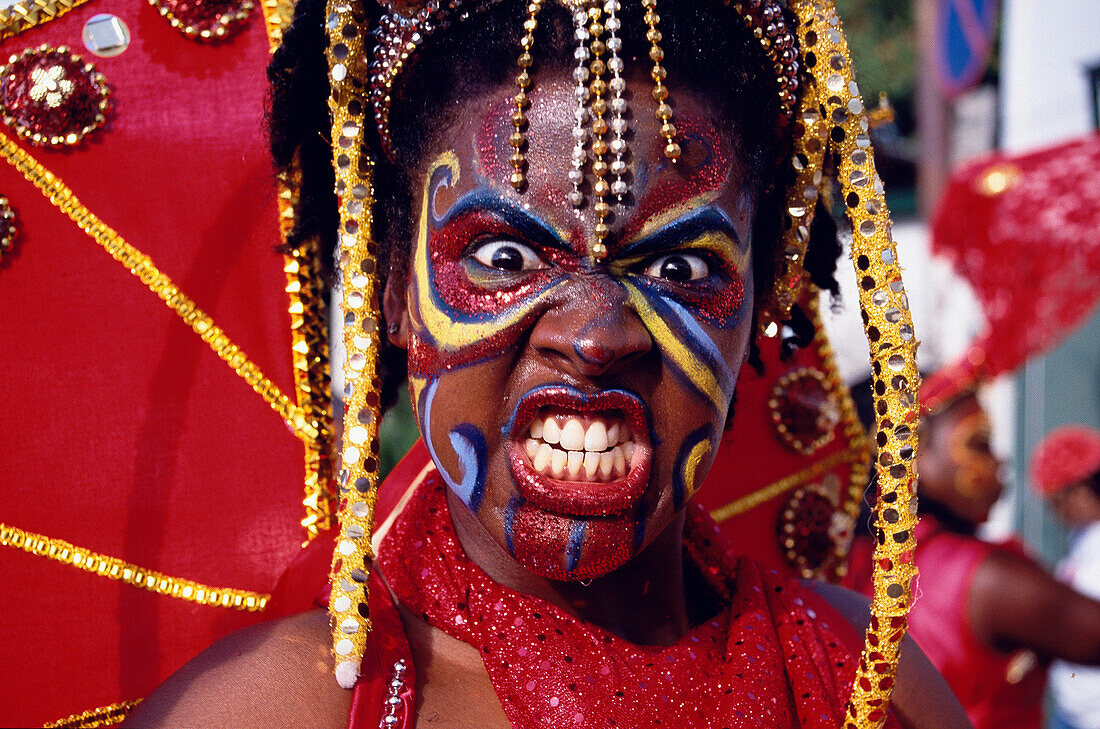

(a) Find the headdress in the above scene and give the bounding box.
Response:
[324,2,922,727]
[1030,425,1100,497]
[922,133,1100,413]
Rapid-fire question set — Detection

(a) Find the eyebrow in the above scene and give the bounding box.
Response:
[615,206,744,260]
[436,188,572,254]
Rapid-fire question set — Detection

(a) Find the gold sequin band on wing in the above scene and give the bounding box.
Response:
[0,0,92,40]
[43,699,143,728]
[325,0,385,689]
[791,2,922,726]
[258,0,338,543]
[0,130,319,445]
[708,448,857,523]
[0,524,270,611]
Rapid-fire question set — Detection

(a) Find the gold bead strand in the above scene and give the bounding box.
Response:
[587,2,612,259]
[642,0,679,161]
[511,1,543,191]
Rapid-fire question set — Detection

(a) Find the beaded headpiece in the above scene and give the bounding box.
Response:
[325,1,922,726]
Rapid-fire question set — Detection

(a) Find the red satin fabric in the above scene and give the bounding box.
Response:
[0,4,305,724]
[846,518,1046,729]
[368,468,891,729]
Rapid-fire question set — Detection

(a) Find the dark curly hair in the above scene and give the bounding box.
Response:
[268,0,843,413]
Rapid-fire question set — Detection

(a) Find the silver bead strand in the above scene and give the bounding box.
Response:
[604,0,629,199]
[568,6,590,208]
[379,659,407,728]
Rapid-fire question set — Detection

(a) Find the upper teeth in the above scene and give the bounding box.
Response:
[524,414,634,482]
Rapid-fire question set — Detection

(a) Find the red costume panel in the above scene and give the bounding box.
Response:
[0,3,316,724]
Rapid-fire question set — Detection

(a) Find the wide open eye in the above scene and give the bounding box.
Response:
[643,253,712,283]
[469,240,546,273]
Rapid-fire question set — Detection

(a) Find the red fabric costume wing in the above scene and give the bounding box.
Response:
[0,2,324,725]
[923,133,1100,409]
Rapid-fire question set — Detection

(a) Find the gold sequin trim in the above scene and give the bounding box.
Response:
[326,0,386,685]
[0,129,319,444]
[259,0,295,50]
[43,699,142,728]
[792,1,922,725]
[708,449,856,523]
[1,524,270,611]
[0,0,91,41]
[260,2,338,543]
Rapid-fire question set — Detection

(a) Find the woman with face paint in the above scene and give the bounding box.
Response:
[123,2,968,728]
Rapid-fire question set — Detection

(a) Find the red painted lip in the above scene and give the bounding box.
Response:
[506,387,652,517]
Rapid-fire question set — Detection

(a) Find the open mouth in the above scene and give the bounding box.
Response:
[507,386,652,517]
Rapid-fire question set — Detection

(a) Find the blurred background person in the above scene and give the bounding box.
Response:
[846,389,1100,729]
[1031,425,1100,729]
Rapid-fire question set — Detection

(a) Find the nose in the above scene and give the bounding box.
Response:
[528,275,653,379]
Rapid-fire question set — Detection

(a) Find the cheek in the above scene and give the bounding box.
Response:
[671,425,716,509]
[411,363,501,513]
[620,277,748,412]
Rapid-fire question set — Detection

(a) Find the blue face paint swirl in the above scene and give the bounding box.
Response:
[447,423,488,511]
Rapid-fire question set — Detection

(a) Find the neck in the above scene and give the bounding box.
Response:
[446,489,696,646]
[918,496,977,536]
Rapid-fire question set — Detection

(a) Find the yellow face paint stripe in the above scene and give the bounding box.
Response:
[411,151,561,352]
[622,281,725,411]
[682,438,712,500]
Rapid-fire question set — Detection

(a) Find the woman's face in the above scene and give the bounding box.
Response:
[919,394,1003,526]
[385,70,757,580]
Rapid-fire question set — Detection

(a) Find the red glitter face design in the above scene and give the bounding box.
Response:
[389,72,759,581]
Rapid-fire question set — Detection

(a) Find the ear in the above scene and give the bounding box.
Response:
[382,273,411,349]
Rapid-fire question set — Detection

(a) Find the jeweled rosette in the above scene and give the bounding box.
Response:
[0,45,109,148]
[0,195,15,261]
[149,0,255,40]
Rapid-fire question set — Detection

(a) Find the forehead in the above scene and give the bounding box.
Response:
[421,71,752,246]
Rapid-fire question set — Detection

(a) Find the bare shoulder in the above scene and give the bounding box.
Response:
[810,582,973,729]
[121,609,351,729]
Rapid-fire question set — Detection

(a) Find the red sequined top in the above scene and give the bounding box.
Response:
[336,463,900,729]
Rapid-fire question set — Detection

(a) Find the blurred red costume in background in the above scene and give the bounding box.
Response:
[846,133,1100,729]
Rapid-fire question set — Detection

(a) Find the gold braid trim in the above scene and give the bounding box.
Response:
[0,130,319,444]
[708,448,857,523]
[259,0,295,49]
[43,700,142,728]
[0,0,91,41]
[1,524,270,611]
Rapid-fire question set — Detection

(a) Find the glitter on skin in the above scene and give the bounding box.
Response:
[394,84,755,579]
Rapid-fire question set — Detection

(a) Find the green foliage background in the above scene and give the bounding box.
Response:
[836,0,917,132]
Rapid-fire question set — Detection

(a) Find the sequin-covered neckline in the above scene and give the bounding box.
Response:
[379,473,869,729]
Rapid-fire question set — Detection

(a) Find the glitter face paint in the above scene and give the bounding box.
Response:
[393,78,756,581]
